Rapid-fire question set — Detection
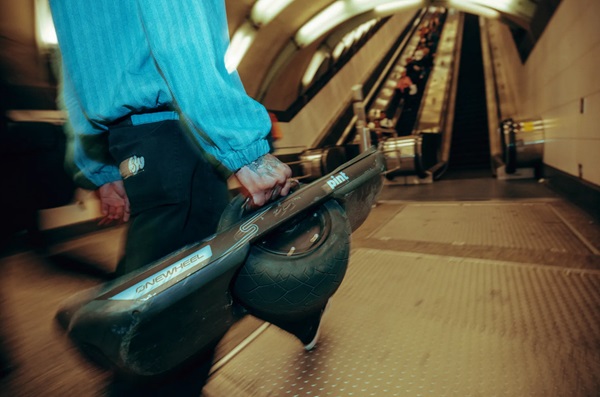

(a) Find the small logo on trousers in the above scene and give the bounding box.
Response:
[119,155,145,179]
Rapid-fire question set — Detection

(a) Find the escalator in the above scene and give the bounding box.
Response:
[447,13,491,178]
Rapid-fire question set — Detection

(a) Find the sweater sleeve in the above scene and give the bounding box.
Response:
[136,0,271,171]
[60,70,121,189]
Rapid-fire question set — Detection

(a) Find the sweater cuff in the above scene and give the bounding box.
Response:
[79,164,122,189]
[220,139,271,172]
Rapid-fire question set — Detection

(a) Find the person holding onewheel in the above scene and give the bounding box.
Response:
[48,0,328,395]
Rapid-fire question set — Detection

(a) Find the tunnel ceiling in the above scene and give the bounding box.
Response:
[224,0,541,111]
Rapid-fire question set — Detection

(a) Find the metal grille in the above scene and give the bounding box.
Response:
[371,202,592,253]
[204,249,600,396]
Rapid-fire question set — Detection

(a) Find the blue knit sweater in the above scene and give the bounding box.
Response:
[50,0,271,187]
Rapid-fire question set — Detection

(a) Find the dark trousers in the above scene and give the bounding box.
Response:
[106,119,230,396]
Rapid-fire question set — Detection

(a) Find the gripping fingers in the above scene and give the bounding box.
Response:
[280,178,295,197]
[235,153,294,207]
[251,191,267,207]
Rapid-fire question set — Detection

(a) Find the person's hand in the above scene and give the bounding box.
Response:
[97,180,131,225]
[235,153,293,207]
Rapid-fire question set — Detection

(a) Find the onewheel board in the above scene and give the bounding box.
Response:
[55,148,386,376]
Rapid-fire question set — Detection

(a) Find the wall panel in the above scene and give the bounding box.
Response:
[488,0,600,187]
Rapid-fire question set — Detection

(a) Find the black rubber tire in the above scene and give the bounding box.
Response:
[218,196,351,321]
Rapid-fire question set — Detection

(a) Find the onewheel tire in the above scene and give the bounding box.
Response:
[218,195,351,320]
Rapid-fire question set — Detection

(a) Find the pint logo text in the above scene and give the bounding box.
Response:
[324,172,350,191]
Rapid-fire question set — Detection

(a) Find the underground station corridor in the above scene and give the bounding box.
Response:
[1,0,600,396]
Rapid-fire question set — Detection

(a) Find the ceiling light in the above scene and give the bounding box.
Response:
[296,1,348,47]
[250,0,295,26]
[448,0,501,19]
[375,0,424,14]
[296,0,418,48]
[295,0,382,48]
[352,0,406,7]
[224,22,256,73]
[302,50,329,87]
[332,41,346,60]
[468,0,513,13]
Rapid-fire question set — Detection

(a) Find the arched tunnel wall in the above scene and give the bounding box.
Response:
[268,12,415,154]
[488,0,600,188]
